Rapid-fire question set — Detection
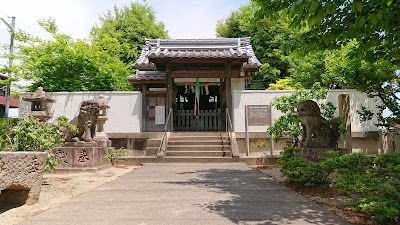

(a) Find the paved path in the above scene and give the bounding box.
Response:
[20,163,350,225]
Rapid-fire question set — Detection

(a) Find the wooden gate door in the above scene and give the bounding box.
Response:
[146,93,166,132]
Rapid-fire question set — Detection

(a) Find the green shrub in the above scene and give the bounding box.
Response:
[104,147,130,165]
[278,147,335,187]
[330,153,374,194]
[0,115,77,172]
[279,148,400,223]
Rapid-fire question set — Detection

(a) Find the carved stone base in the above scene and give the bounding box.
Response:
[52,141,110,169]
[0,152,47,206]
[297,148,348,163]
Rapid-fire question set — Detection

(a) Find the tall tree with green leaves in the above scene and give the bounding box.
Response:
[9,18,133,92]
[252,0,400,65]
[216,2,299,89]
[290,40,399,126]
[91,2,169,64]
[252,0,400,127]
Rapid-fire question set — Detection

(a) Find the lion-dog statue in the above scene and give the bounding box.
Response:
[63,100,100,142]
[298,100,340,148]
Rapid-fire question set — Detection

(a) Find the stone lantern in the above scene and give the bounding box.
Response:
[22,87,56,121]
[96,95,110,140]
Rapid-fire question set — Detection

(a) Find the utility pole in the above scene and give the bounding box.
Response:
[1,16,15,119]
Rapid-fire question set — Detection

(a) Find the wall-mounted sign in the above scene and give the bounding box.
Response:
[155,106,165,124]
[247,105,271,126]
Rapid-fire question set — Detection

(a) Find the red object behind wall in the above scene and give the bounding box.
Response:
[0,74,19,108]
[0,94,19,108]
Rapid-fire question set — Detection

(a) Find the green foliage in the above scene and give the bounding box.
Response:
[8,18,133,92]
[278,147,335,187]
[252,0,400,65]
[279,149,400,224]
[104,147,130,165]
[331,153,400,224]
[329,153,374,194]
[290,40,399,128]
[267,83,339,146]
[251,141,267,149]
[289,50,343,89]
[267,78,294,90]
[0,116,77,172]
[216,3,299,89]
[91,2,169,64]
[252,0,400,129]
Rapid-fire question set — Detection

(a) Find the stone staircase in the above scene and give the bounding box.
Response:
[162,132,236,163]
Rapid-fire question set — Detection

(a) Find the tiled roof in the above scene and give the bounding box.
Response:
[127,70,166,82]
[133,38,262,70]
[22,87,56,103]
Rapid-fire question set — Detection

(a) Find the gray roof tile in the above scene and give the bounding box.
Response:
[127,71,166,81]
[133,38,262,70]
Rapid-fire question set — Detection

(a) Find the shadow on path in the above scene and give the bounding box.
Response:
[165,168,348,225]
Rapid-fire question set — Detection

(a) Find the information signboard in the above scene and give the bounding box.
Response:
[155,106,165,125]
[245,105,273,156]
[247,105,271,126]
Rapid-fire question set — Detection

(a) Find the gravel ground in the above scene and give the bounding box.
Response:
[0,165,140,225]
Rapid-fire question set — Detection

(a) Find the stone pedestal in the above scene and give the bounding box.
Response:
[297,148,347,163]
[52,141,110,170]
[96,116,109,140]
[0,152,47,206]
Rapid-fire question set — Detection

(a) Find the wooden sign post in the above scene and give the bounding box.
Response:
[245,105,273,156]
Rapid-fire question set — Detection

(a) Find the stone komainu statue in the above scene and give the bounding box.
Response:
[298,100,340,148]
[63,100,100,142]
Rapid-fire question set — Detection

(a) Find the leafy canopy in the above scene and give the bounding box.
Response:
[91,2,169,64]
[216,2,299,89]
[252,0,400,65]
[9,18,133,92]
[267,83,340,146]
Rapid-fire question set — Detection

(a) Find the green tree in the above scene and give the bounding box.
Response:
[10,18,133,92]
[252,0,400,65]
[216,3,299,89]
[290,41,399,127]
[267,83,340,146]
[91,2,169,64]
[289,51,338,89]
[252,0,400,126]
[328,41,399,126]
[267,78,294,90]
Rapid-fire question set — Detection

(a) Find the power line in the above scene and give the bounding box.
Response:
[0,9,10,19]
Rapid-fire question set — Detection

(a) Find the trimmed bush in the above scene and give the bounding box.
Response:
[279,148,400,224]
[278,147,336,187]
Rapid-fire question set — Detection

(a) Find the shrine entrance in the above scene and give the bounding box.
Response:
[128,38,262,133]
[174,83,221,132]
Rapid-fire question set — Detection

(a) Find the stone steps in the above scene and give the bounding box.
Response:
[167,145,229,151]
[168,136,229,141]
[167,140,230,146]
[166,150,231,157]
[163,132,235,163]
[161,156,235,163]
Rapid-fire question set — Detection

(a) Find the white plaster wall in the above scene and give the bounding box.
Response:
[231,78,245,91]
[19,91,142,133]
[233,90,380,133]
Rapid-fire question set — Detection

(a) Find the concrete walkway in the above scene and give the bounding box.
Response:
[20,163,350,225]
